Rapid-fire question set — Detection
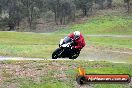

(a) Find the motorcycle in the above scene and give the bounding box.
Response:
[52,36,80,59]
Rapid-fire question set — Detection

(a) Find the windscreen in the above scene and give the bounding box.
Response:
[63,37,72,44]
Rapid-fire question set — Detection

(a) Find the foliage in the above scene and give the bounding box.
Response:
[0,0,130,31]
[74,0,93,16]
[0,0,46,31]
[46,0,76,25]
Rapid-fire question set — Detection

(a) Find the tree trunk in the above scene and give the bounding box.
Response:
[127,0,130,13]
[8,0,16,31]
[54,10,59,25]
[28,7,33,30]
[83,8,87,16]
[124,0,130,13]
[107,0,112,8]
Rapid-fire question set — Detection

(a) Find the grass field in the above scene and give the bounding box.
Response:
[0,15,131,58]
[0,31,132,58]
[89,37,132,49]
[0,32,62,58]
[0,60,131,88]
[55,15,132,35]
[0,14,132,88]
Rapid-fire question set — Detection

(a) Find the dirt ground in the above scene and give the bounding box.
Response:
[0,60,131,88]
[78,45,132,63]
[0,45,132,88]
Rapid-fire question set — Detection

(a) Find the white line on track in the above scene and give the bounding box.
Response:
[0,56,131,64]
[102,50,132,55]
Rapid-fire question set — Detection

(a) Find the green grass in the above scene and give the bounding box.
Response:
[0,14,132,58]
[85,63,132,75]
[0,31,132,58]
[65,61,132,88]
[0,32,62,45]
[0,32,63,58]
[21,81,72,88]
[1,60,131,88]
[0,44,57,58]
[88,37,132,49]
[55,15,132,35]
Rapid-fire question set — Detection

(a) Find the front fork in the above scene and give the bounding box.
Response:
[58,48,64,57]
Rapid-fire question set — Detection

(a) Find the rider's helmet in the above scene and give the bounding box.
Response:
[73,31,80,40]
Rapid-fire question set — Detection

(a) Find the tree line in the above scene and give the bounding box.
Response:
[0,0,131,31]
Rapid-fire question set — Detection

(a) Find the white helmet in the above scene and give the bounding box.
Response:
[73,31,80,40]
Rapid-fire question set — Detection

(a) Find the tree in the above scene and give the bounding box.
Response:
[8,0,18,31]
[21,0,44,30]
[124,0,130,13]
[107,0,112,8]
[46,0,60,24]
[74,0,93,16]
[46,0,76,25]
[95,0,105,9]
[59,0,76,24]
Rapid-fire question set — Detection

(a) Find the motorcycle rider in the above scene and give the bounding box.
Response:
[68,31,85,54]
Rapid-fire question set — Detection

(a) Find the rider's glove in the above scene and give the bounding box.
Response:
[71,46,75,49]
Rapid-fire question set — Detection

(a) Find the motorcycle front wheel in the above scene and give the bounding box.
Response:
[52,48,63,59]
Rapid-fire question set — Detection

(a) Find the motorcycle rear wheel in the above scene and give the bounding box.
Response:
[69,54,79,59]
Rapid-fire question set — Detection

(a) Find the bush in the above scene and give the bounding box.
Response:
[0,17,9,31]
